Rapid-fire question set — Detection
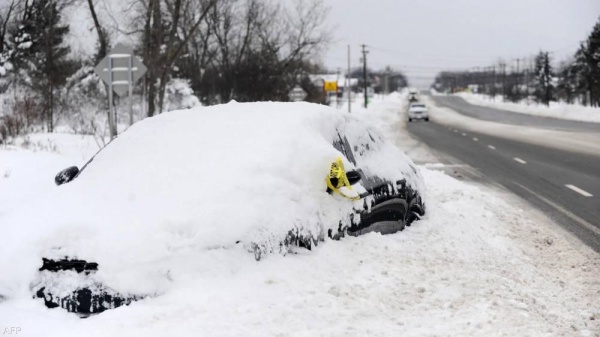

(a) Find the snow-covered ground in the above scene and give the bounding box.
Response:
[454,92,600,124]
[1,94,599,336]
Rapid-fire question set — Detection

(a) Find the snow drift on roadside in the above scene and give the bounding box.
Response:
[0,93,598,336]
[1,166,598,337]
[0,101,423,301]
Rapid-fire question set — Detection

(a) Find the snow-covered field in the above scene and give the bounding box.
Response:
[1,94,599,336]
[454,92,600,123]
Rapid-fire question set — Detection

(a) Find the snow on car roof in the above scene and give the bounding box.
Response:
[0,101,422,297]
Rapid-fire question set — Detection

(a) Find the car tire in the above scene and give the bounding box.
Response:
[424,117,429,122]
[406,193,425,226]
[348,198,408,236]
[408,118,412,122]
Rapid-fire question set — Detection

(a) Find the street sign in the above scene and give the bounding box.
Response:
[323,81,338,92]
[94,43,148,139]
[94,43,147,97]
[288,85,307,102]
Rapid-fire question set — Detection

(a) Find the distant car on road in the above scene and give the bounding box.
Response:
[408,89,419,103]
[408,103,429,122]
[0,101,426,316]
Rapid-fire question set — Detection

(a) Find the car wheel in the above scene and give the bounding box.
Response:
[424,117,429,122]
[406,193,425,226]
[350,198,408,235]
[408,118,412,122]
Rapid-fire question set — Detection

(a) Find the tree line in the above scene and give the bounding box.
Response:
[0,0,330,140]
[432,16,600,107]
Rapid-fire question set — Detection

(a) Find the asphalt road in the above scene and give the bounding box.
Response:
[409,98,600,252]
[430,95,600,133]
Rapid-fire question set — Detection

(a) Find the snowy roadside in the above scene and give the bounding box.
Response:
[1,95,599,336]
[453,91,600,124]
[0,134,98,218]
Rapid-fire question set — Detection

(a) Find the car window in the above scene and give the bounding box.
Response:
[352,131,379,158]
[332,132,357,166]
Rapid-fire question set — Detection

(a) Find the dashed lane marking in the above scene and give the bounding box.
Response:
[565,184,594,197]
[488,145,496,150]
[513,157,527,164]
[473,137,479,142]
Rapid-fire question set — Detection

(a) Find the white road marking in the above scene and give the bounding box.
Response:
[565,184,594,197]
[461,133,467,136]
[514,182,600,236]
[488,145,496,150]
[453,130,458,133]
[513,157,527,164]
[473,137,478,142]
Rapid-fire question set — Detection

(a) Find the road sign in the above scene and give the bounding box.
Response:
[323,81,338,92]
[289,85,307,102]
[94,43,148,139]
[94,44,147,97]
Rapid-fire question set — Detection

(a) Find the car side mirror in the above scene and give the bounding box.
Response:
[55,166,79,186]
[346,170,361,186]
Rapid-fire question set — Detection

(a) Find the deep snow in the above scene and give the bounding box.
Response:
[0,93,599,336]
[1,101,425,303]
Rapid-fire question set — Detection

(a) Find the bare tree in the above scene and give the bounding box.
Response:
[196,0,329,103]
[85,0,109,62]
[0,0,19,55]
[138,0,216,116]
[207,0,262,101]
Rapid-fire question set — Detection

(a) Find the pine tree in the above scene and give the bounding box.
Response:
[584,17,600,106]
[10,0,74,131]
[533,51,553,106]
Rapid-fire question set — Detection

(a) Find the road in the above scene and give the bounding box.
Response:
[408,96,600,252]
[430,95,600,133]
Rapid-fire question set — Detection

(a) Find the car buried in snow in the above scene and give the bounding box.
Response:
[0,101,425,316]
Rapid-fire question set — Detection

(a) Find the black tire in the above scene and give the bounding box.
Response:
[424,117,429,122]
[405,192,425,227]
[348,198,407,236]
[408,118,412,122]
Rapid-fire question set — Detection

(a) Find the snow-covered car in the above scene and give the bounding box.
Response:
[408,103,429,122]
[0,102,425,316]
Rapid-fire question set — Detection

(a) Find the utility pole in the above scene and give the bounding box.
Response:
[492,66,497,99]
[515,58,521,99]
[524,57,531,103]
[384,71,388,95]
[361,44,368,108]
[347,45,351,113]
[336,67,341,108]
[499,61,506,100]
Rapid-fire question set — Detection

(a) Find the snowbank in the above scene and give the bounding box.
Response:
[0,94,598,336]
[1,160,598,336]
[0,101,423,302]
[457,92,600,123]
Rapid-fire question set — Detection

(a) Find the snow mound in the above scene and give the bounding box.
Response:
[0,101,422,300]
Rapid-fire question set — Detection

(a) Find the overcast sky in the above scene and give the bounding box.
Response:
[321,0,600,87]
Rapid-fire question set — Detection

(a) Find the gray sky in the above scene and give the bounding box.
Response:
[321,0,600,87]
